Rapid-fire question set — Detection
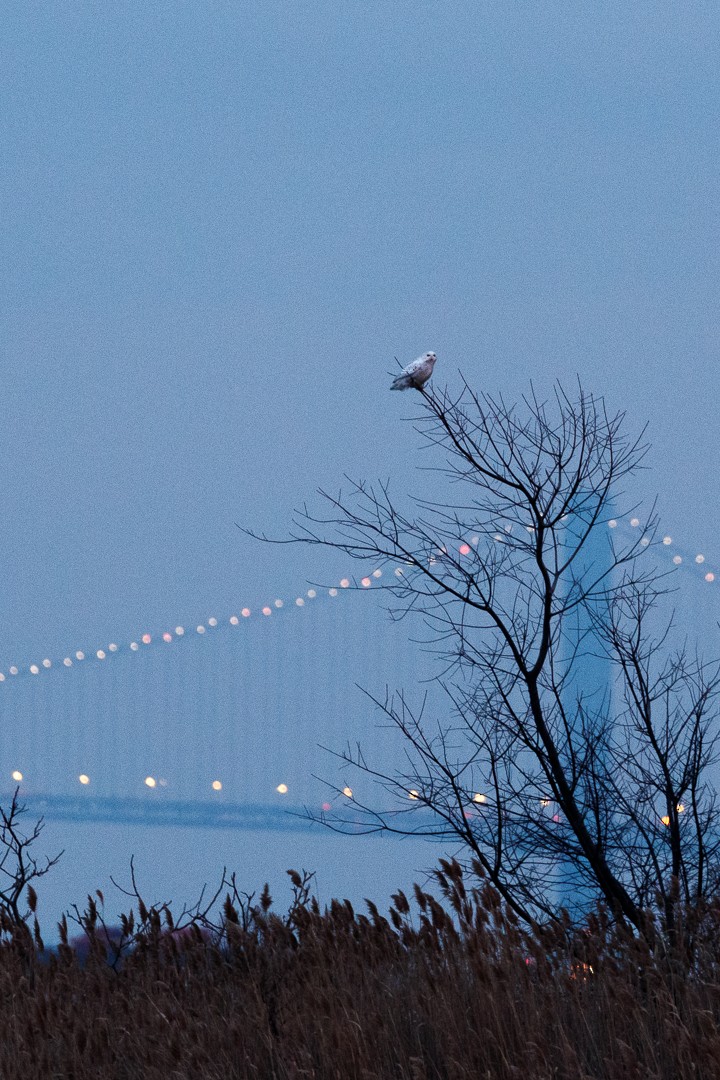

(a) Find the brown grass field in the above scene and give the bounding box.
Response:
[3,860,720,1079]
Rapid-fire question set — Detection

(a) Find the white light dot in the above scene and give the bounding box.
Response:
[9,666,18,676]
[196,625,206,634]
[42,659,51,668]
[630,518,640,528]
[175,626,185,636]
[144,776,157,788]
[276,783,288,794]
[295,598,305,606]
[340,578,350,588]
[361,577,371,587]
[241,608,251,618]
[473,793,488,804]
[162,632,172,642]
[328,588,338,597]
[408,790,419,801]
[75,652,85,661]
[79,774,90,786]
[130,642,139,651]
[673,555,682,565]
[63,658,72,667]
[394,568,404,578]
[608,519,618,529]
[640,537,650,546]
[96,650,106,660]
[372,569,382,578]
[663,536,672,546]
[471,536,479,545]
[706,573,715,583]
[212,780,222,792]
[29,665,39,675]
[262,606,272,616]
[0,674,5,682]
[696,554,705,564]
[11,770,23,782]
[108,643,118,653]
[208,617,218,627]
[307,589,317,599]
[274,599,283,608]
[230,615,239,625]
[343,786,353,798]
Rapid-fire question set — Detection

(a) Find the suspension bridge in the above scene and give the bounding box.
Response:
[0,520,715,832]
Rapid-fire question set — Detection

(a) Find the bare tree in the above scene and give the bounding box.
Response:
[267,378,720,943]
[0,788,62,933]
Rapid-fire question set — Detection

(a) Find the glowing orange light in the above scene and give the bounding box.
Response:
[661,815,670,826]
[142,634,151,644]
[677,803,686,813]
[145,776,157,789]
[361,577,371,587]
[212,780,222,791]
[11,771,22,782]
[459,544,471,556]
[342,786,353,798]
[276,783,288,794]
[79,774,90,785]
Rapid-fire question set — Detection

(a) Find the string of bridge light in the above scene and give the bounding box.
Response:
[0,516,713,684]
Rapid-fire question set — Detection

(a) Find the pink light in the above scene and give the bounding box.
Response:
[340,578,350,588]
[459,543,471,556]
[142,634,151,645]
[322,802,331,811]
[706,573,715,583]
[361,577,371,587]
[241,608,251,617]
[262,606,272,616]
[162,632,172,642]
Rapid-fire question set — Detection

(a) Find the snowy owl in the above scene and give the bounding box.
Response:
[390,352,437,391]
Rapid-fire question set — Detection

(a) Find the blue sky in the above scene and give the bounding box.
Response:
[3,2,719,661]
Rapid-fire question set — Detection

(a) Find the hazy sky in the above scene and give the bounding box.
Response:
[3,1,719,663]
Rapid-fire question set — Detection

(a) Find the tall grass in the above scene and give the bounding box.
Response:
[1,860,720,1078]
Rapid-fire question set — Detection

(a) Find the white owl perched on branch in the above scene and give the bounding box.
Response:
[390,352,437,391]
